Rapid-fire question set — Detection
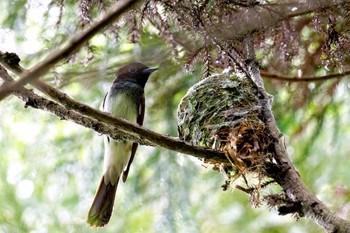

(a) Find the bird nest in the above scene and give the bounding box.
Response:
[177,72,273,201]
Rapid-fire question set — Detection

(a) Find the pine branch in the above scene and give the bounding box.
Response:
[206,0,350,40]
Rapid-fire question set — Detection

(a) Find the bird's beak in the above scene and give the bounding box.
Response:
[143,67,158,75]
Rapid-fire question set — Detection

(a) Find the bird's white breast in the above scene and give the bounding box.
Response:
[104,92,138,121]
[103,91,138,185]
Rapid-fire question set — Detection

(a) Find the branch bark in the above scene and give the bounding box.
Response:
[0,0,141,101]
[0,56,227,165]
[244,37,350,233]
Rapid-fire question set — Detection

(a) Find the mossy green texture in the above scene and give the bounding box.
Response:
[177,72,261,149]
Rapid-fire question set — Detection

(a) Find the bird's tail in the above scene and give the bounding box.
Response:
[87,175,119,227]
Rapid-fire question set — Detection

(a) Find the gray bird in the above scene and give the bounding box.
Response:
[87,62,157,227]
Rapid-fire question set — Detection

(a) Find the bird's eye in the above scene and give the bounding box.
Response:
[128,66,137,73]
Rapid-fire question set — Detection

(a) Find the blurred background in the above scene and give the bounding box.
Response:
[0,1,350,232]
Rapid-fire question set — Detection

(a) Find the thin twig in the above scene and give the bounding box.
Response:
[261,70,350,82]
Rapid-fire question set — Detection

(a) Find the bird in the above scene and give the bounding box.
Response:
[87,62,157,227]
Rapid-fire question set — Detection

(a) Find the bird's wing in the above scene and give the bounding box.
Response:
[137,95,145,126]
[102,92,107,110]
[122,95,145,183]
[101,92,111,143]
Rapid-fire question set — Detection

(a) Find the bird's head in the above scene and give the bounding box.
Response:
[115,62,158,87]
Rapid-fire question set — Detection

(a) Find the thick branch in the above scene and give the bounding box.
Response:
[0,0,141,101]
[244,38,350,233]
[0,62,227,165]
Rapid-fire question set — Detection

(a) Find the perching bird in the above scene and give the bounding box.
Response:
[87,62,157,227]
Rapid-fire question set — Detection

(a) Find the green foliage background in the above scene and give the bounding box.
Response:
[0,1,350,233]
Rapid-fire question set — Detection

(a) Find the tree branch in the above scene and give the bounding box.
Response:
[0,56,227,165]
[244,37,350,233]
[261,70,350,82]
[0,0,141,101]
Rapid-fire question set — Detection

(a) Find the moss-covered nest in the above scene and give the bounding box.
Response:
[177,72,273,198]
